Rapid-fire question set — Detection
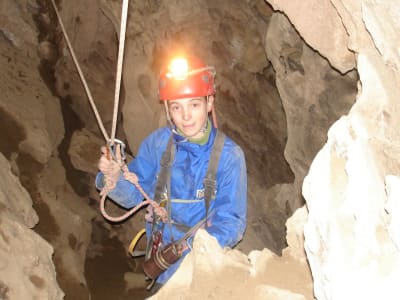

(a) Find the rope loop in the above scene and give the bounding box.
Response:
[51,0,161,223]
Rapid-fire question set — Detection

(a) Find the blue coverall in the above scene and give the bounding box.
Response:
[96,124,247,284]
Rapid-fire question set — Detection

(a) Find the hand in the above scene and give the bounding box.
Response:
[98,144,122,194]
[145,201,168,223]
[177,240,189,254]
[122,164,139,185]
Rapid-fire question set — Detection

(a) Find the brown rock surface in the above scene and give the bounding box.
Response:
[1,0,400,299]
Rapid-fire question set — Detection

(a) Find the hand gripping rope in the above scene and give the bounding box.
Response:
[50,0,165,223]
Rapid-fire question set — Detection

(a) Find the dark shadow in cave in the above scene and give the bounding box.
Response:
[85,221,149,300]
[0,107,26,161]
[57,96,90,197]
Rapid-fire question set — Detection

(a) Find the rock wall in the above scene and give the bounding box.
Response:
[0,153,64,299]
[266,0,400,299]
[265,12,357,211]
[154,206,314,300]
[54,0,297,253]
[51,0,359,257]
[1,0,399,299]
[1,0,98,298]
[149,0,400,298]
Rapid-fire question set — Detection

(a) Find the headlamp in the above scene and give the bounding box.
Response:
[166,57,216,81]
[166,57,189,80]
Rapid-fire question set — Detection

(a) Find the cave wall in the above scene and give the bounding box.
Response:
[153,0,400,298]
[0,1,98,298]
[54,0,298,253]
[54,0,359,255]
[1,0,399,299]
[267,0,400,299]
[0,153,64,299]
[265,12,358,211]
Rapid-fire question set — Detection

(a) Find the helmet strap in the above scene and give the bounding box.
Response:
[206,95,218,129]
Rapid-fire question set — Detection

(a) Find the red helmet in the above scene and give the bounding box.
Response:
[158,56,216,101]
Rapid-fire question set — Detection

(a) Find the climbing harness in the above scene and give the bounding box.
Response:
[141,130,226,288]
[142,211,214,283]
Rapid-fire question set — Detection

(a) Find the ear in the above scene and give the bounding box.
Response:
[206,95,214,113]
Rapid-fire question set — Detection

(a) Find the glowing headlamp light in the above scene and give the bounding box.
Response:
[165,57,216,82]
[166,57,189,80]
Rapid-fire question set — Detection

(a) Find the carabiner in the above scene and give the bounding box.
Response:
[107,138,126,162]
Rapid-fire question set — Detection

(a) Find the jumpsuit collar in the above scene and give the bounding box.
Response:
[172,121,216,153]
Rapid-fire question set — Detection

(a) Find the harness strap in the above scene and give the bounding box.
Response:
[154,135,175,203]
[204,130,226,220]
[147,129,225,259]
[146,135,175,260]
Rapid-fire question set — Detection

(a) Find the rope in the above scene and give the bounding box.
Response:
[100,164,167,222]
[51,0,157,223]
[110,0,129,143]
[50,0,110,142]
[100,193,152,223]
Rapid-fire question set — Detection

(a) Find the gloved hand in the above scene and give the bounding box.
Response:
[98,144,122,195]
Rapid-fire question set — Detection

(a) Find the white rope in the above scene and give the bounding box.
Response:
[110,0,130,143]
[50,0,110,142]
[51,0,151,223]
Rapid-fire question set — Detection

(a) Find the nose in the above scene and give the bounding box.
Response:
[182,106,191,121]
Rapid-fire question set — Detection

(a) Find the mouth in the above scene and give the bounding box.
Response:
[182,123,195,129]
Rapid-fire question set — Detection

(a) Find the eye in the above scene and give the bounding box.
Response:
[170,105,180,112]
[191,100,203,108]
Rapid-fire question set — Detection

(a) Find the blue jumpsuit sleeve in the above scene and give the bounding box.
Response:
[95,133,159,209]
[206,144,247,248]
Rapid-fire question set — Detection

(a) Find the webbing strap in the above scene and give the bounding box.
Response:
[203,130,226,218]
[154,135,175,203]
[146,135,175,260]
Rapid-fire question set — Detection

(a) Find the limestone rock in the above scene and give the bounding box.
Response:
[68,128,104,175]
[266,0,356,73]
[0,153,64,300]
[265,12,357,211]
[0,1,64,165]
[2,0,400,299]
[0,153,38,228]
[298,1,400,299]
[0,0,38,49]
[36,156,97,298]
[152,208,313,299]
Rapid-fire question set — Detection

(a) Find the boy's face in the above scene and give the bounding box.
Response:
[168,96,214,139]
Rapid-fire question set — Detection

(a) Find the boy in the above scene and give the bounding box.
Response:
[96,55,247,289]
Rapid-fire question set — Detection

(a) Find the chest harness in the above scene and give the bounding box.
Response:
[142,129,226,287]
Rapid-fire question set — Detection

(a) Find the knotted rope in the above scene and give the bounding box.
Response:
[51,0,164,222]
